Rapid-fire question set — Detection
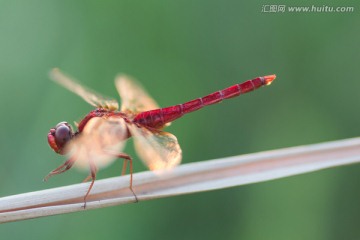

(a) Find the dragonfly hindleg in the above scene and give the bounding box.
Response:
[116,153,138,203]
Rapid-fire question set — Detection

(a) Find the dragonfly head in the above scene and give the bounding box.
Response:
[48,122,74,155]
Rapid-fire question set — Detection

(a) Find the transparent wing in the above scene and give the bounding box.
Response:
[50,68,119,110]
[127,123,182,171]
[64,116,128,170]
[115,75,159,114]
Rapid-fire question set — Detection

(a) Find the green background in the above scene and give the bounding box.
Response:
[1,0,360,239]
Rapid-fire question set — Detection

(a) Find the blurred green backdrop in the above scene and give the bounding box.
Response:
[1,0,360,239]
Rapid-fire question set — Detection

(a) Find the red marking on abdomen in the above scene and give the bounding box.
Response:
[133,75,275,128]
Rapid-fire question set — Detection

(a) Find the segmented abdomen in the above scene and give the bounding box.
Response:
[133,76,274,128]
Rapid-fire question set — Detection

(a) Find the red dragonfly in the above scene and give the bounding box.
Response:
[45,68,276,206]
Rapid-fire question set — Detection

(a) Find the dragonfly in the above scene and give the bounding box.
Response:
[45,68,276,207]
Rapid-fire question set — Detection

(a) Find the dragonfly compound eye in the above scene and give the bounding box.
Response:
[55,123,72,146]
[47,122,73,154]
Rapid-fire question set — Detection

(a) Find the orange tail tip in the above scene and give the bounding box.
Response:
[263,74,276,85]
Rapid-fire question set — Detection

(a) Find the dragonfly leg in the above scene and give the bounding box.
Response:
[83,160,97,209]
[43,157,75,182]
[116,153,138,203]
[121,159,127,176]
[82,175,92,183]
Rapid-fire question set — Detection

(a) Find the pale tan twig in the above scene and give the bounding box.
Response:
[1,137,360,224]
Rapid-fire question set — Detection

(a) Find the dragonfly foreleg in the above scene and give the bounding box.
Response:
[43,157,75,182]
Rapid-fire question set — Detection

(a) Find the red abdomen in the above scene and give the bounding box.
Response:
[133,75,275,128]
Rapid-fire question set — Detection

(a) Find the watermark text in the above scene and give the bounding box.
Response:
[261,5,354,13]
